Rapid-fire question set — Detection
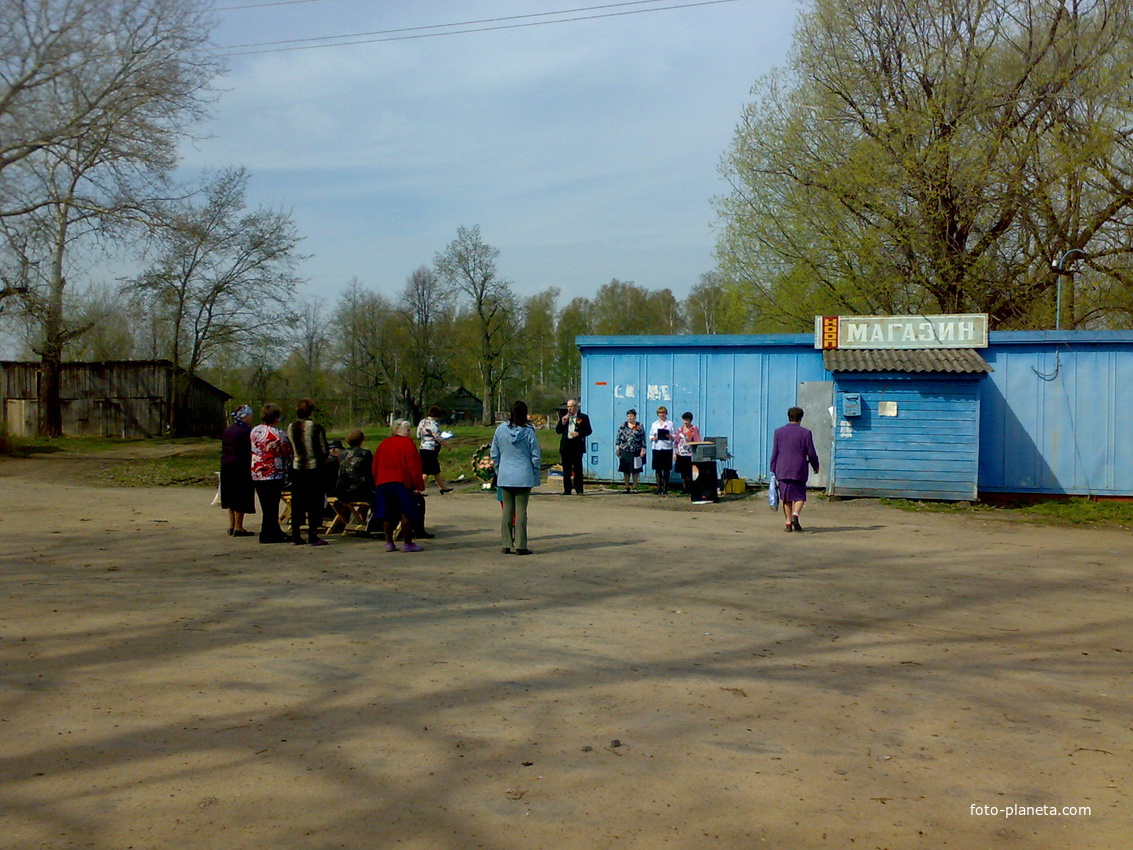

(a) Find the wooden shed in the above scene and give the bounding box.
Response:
[0,360,231,438]
[823,349,993,500]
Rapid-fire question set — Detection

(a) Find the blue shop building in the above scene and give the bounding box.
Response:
[577,324,1133,499]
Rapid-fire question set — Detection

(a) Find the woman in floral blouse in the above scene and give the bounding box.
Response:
[614,408,647,493]
[250,403,292,544]
[672,411,702,495]
[416,405,452,493]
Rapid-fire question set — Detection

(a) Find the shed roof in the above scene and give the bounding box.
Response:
[0,359,231,399]
[823,348,993,373]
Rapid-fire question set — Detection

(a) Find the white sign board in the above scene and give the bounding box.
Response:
[815,314,988,349]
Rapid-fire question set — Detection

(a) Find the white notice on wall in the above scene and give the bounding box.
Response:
[879,401,898,417]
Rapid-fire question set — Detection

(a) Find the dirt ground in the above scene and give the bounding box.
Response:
[1,451,1130,850]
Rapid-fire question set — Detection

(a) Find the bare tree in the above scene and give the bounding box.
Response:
[65,283,143,360]
[397,265,454,422]
[0,0,219,215]
[5,142,139,434]
[131,167,303,435]
[0,0,220,434]
[330,279,400,425]
[683,271,751,334]
[434,226,517,425]
[287,297,328,399]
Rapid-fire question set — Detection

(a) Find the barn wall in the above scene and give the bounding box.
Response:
[0,361,228,438]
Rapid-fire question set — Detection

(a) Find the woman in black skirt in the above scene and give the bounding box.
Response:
[614,408,647,492]
[416,405,452,493]
[219,404,256,536]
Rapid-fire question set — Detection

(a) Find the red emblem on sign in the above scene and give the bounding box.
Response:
[821,316,839,349]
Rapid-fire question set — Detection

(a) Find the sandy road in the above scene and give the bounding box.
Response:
[1,461,1130,849]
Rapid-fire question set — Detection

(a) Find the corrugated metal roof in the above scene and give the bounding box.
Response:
[823,348,993,373]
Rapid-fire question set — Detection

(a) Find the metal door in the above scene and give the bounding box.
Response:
[796,381,833,489]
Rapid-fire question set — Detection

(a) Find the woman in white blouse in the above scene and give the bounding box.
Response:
[648,405,675,495]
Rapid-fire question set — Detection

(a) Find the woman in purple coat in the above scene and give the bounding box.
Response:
[770,406,819,532]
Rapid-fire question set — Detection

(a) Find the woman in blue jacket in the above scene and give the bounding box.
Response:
[490,400,542,555]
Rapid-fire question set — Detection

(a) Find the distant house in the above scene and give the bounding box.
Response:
[0,360,231,438]
[431,386,483,423]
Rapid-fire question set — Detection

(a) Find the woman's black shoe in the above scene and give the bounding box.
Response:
[515,548,533,556]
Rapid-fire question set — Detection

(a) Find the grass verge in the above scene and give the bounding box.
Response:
[880,496,1133,529]
[0,426,563,488]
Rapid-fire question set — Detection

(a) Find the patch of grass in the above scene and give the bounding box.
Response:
[881,496,1133,529]
[85,440,221,487]
[91,453,221,487]
[1,434,124,457]
[1,434,218,458]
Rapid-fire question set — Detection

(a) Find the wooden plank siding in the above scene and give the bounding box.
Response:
[827,376,982,500]
[0,360,229,438]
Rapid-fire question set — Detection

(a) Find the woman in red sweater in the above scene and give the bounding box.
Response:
[372,420,426,552]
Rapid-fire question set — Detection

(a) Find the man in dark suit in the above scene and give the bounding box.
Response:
[770,406,820,532]
[556,398,593,495]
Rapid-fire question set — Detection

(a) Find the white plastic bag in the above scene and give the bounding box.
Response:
[767,472,779,510]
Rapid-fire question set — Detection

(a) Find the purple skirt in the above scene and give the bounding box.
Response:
[777,478,808,504]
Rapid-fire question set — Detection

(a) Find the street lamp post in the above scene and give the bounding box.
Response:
[1051,248,1087,330]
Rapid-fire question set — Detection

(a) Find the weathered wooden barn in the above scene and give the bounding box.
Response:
[0,360,231,438]
[577,326,1133,499]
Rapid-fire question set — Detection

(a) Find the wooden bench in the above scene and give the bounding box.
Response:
[326,497,370,535]
[280,493,369,534]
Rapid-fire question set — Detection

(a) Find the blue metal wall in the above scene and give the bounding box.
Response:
[579,335,826,484]
[979,332,1133,496]
[830,375,982,500]
[579,330,1133,498]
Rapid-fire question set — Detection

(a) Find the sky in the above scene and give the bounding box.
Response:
[186,0,802,305]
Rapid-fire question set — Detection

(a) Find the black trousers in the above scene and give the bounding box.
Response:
[254,479,286,542]
[560,442,585,493]
[290,468,325,542]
